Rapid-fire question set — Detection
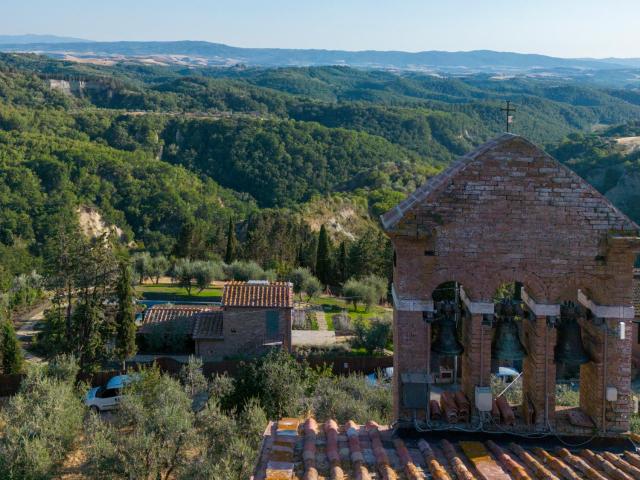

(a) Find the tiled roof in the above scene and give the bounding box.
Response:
[192,310,224,339]
[223,281,293,308]
[139,304,222,335]
[253,417,639,480]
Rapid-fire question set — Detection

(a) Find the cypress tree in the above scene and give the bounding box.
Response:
[224,217,238,264]
[115,261,137,368]
[315,225,332,286]
[0,318,23,374]
[336,241,349,285]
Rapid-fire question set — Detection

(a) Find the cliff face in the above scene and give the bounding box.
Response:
[48,78,112,98]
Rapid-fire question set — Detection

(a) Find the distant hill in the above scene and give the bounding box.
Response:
[0,34,91,44]
[0,39,638,74]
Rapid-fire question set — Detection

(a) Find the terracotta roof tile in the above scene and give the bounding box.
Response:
[192,310,224,339]
[254,417,637,480]
[139,304,222,335]
[223,281,293,308]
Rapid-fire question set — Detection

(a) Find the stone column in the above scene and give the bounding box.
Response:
[459,288,493,410]
[521,289,559,430]
[392,285,433,422]
[578,290,634,433]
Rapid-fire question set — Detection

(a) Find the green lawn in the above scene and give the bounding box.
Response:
[306,295,391,322]
[136,284,222,302]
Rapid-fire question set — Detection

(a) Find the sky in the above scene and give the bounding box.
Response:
[2,0,640,58]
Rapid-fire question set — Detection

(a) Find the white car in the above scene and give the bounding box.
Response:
[85,374,133,413]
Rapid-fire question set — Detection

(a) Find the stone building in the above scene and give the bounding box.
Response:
[381,133,640,434]
[195,280,293,359]
[139,281,293,359]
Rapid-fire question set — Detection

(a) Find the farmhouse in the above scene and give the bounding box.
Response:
[139,280,293,359]
[195,280,293,358]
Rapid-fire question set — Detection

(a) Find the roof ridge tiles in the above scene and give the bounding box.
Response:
[256,417,635,480]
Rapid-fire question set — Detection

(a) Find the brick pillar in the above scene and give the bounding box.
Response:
[460,311,492,407]
[522,316,557,429]
[393,309,430,421]
[580,318,632,433]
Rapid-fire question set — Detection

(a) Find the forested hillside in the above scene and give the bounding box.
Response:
[1,52,640,285]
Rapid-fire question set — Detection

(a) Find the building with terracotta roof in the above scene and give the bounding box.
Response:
[223,280,294,309]
[253,417,640,480]
[194,280,293,358]
[138,280,293,358]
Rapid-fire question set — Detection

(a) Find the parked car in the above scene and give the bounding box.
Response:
[85,374,135,413]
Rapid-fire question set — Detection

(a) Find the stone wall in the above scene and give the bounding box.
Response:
[195,308,292,360]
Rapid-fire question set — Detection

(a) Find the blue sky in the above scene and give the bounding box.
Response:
[2,0,639,58]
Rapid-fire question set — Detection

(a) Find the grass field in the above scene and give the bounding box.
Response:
[136,283,222,302]
[307,295,391,323]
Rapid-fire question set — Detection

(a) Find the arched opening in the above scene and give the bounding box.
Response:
[553,300,591,432]
[490,282,526,409]
[427,281,468,424]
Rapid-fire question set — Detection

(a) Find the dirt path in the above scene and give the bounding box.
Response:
[314,310,328,330]
[14,299,51,363]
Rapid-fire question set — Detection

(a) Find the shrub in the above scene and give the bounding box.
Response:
[289,267,312,297]
[0,355,84,480]
[556,383,580,407]
[332,313,353,332]
[303,275,322,300]
[312,374,392,424]
[351,318,392,354]
[228,350,312,419]
[223,261,265,281]
[343,275,386,310]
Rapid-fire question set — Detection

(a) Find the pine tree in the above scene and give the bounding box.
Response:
[173,220,206,260]
[224,217,238,264]
[0,318,23,374]
[115,261,136,368]
[315,225,332,286]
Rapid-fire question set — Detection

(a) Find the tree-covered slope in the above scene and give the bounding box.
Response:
[2,52,640,281]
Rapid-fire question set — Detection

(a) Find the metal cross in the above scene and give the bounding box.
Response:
[500,100,516,133]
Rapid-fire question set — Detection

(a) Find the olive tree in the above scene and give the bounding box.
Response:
[85,367,199,480]
[0,355,84,480]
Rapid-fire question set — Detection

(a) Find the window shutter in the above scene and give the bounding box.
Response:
[266,310,280,339]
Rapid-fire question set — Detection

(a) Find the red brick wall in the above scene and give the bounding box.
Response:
[393,309,430,420]
[386,135,640,430]
[581,318,633,432]
[522,316,557,429]
[460,312,492,403]
[390,137,637,305]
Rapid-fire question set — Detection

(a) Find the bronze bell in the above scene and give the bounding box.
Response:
[555,304,590,366]
[431,302,464,357]
[492,315,526,362]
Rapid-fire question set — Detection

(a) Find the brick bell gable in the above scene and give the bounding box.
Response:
[381,133,640,304]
